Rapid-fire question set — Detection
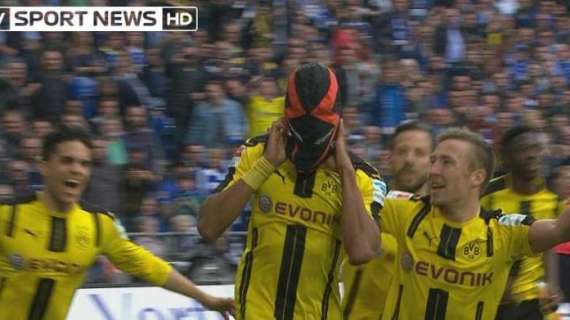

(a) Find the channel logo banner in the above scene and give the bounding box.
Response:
[0,6,198,32]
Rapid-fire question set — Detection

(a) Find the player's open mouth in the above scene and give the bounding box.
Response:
[64,179,80,189]
[431,183,445,190]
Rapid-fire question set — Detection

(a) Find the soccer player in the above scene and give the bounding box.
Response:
[342,121,433,319]
[379,127,570,320]
[482,126,566,320]
[0,126,234,320]
[198,63,384,320]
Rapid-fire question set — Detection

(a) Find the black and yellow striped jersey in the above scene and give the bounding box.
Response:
[0,193,172,320]
[481,175,566,303]
[217,136,385,320]
[380,196,536,320]
[342,233,397,320]
[341,191,412,320]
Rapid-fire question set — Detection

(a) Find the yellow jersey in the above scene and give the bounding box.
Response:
[342,233,397,320]
[0,193,172,320]
[341,191,414,320]
[217,136,385,320]
[245,95,285,138]
[380,196,536,320]
[481,175,566,303]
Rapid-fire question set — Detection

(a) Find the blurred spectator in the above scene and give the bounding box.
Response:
[31,49,69,122]
[31,119,53,140]
[82,137,122,215]
[244,76,284,138]
[169,214,198,258]
[18,135,42,191]
[434,8,467,64]
[375,0,414,55]
[113,51,155,110]
[370,61,408,134]
[100,117,128,166]
[90,98,121,129]
[121,146,158,225]
[164,43,207,151]
[123,105,165,175]
[196,147,229,195]
[66,32,106,78]
[133,216,166,258]
[61,112,89,130]
[186,80,247,147]
[1,108,27,159]
[5,159,32,195]
[126,32,146,74]
[181,143,207,172]
[137,195,167,231]
[0,57,39,112]
[362,125,383,161]
[141,47,167,100]
[170,170,204,220]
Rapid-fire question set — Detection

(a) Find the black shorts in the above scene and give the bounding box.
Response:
[495,299,543,320]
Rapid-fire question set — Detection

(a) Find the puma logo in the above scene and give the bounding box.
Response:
[423,231,436,247]
[24,229,37,237]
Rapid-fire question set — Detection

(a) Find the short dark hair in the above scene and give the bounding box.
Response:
[437,128,496,194]
[42,125,93,160]
[500,125,538,157]
[390,121,433,150]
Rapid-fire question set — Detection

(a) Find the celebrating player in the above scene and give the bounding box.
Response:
[483,126,566,319]
[198,62,384,320]
[379,128,570,320]
[343,121,433,319]
[0,126,235,320]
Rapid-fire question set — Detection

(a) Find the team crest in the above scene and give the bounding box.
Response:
[463,240,481,260]
[258,195,273,213]
[401,251,414,272]
[320,178,338,196]
[76,228,90,248]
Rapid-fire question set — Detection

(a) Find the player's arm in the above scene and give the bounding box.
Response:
[334,121,381,265]
[528,206,570,252]
[100,214,234,318]
[198,120,286,242]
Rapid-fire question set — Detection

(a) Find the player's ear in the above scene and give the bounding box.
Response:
[470,168,486,188]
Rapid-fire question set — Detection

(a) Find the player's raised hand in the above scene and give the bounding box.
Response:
[264,118,287,167]
[330,119,354,174]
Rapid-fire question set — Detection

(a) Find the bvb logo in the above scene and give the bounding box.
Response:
[76,230,90,248]
[463,240,481,260]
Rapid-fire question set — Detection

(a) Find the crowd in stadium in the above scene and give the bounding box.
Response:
[0,0,569,295]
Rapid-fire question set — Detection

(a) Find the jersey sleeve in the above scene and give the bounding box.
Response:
[213,138,264,193]
[355,170,386,222]
[497,214,536,259]
[99,213,173,286]
[380,199,407,240]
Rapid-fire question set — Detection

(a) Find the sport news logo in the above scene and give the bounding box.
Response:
[0,6,198,32]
